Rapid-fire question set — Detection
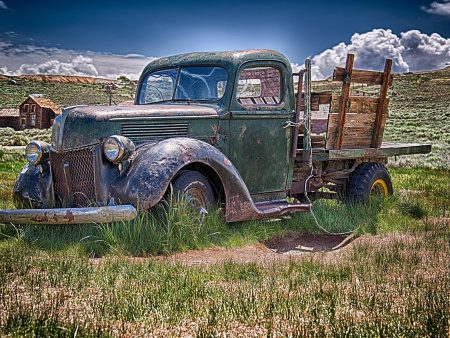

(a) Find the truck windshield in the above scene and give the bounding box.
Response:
[139,66,228,104]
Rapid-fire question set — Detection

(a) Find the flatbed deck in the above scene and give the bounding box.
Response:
[297,142,431,162]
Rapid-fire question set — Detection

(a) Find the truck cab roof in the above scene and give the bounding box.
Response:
[140,49,292,75]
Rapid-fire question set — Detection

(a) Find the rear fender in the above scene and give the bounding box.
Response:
[110,137,258,222]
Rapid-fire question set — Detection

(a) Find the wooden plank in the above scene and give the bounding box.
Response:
[303,59,312,165]
[326,135,373,149]
[333,67,394,86]
[291,70,306,159]
[330,96,389,115]
[328,113,376,124]
[297,92,332,111]
[371,59,393,147]
[298,119,328,134]
[334,54,354,149]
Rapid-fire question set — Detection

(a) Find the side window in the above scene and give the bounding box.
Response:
[236,66,282,108]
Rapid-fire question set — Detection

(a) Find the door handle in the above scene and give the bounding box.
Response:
[284,121,302,129]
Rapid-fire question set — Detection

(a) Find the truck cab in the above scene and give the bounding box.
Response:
[1,49,431,225]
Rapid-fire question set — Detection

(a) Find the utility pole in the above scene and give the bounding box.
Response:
[104,83,115,105]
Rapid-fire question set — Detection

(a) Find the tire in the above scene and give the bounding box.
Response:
[171,170,216,212]
[345,163,393,203]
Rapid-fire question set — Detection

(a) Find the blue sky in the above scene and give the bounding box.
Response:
[0,0,449,79]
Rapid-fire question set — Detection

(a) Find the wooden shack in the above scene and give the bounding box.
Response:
[0,109,21,129]
[19,95,61,129]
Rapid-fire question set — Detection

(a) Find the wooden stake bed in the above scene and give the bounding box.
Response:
[291,54,431,196]
[294,53,431,161]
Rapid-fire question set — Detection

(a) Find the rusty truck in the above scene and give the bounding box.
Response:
[0,50,431,225]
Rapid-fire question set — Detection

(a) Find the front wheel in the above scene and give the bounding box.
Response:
[171,170,216,213]
[345,163,393,203]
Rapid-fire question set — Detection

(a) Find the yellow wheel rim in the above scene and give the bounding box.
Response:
[371,179,389,197]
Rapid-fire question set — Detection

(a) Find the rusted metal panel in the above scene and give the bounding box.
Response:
[57,104,219,151]
[0,205,137,225]
[108,137,307,222]
[333,67,394,86]
[13,163,55,209]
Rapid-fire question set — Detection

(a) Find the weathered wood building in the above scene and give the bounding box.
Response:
[19,95,61,129]
[0,109,20,129]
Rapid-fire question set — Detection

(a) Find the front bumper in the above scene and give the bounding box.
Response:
[0,205,137,225]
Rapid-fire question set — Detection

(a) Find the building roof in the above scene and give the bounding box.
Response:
[26,96,62,114]
[0,108,19,117]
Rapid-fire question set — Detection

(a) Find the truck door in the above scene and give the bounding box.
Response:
[228,62,293,195]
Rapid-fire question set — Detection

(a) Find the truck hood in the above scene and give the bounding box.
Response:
[52,104,220,151]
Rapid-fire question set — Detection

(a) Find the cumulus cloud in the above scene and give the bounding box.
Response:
[310,29,450,79]
[4,55,99,76]
[421,1,450,17]
[0,37,155,79]
[0,1,8,10]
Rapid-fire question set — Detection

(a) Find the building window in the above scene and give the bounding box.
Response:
[21,118,26,126]
[31,104,36,113]
[23,104,29,113]
[236,66,282,108]
[30,113,36,127]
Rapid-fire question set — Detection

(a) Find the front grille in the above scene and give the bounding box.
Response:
[50,147,96,207]
[121,122,189,141]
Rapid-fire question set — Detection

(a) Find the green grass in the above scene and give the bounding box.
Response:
[1,155,448,257]
[0,77,136,109]
[0,127,52,146]
[0,226,448,336]
[1,73,449,337]
[0,157,449,335]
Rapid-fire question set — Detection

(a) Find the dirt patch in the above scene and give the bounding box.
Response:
[90,232,359,267]
[160,233,357,266]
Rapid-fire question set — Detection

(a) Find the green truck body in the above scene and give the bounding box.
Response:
[0,49,431,225]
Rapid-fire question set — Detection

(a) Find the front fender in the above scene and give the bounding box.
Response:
[13,163,54,209]
[110,137,258,222]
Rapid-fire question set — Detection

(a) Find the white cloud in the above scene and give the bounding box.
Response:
[0,1,8,10]
[1,29,449,81]
[7,55,99,77]
[421,1,450,17]
[309,29,450,79]
[0,38,155,79]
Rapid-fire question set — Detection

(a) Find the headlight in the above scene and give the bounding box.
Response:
[103,135,135,163]
[25,141,50,165]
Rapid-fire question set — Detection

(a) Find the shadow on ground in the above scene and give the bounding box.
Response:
[263,233,357,253]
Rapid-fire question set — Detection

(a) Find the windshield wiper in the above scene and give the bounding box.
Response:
[144,98,190,105]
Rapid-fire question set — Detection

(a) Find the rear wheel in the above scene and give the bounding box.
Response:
[345,163,393,203]
[172,170,216,213]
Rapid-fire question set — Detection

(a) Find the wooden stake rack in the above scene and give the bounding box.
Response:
[297,54,393,150]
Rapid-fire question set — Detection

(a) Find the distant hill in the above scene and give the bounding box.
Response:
[16,74,115,84]
[0,76,136,108]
